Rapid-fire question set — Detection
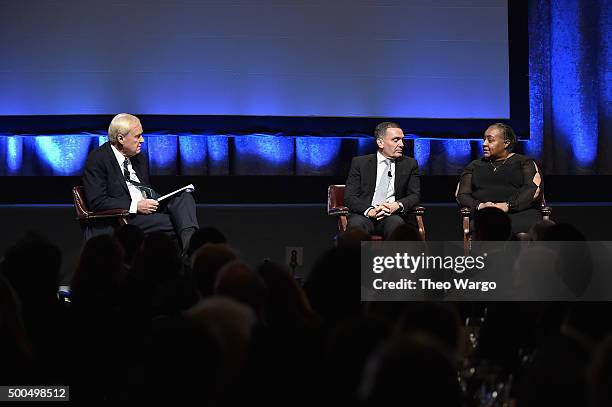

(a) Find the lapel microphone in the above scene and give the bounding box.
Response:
[388,170,392,177]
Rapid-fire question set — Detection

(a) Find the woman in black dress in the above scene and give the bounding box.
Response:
[456,123,543,235]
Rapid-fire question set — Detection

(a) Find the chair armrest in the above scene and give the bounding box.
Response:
[330,205,425,216]
[328,206,350,216]
[82,209,130,220]
[410,206,427,241]
[409,205,426,216]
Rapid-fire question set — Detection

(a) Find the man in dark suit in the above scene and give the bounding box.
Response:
[345,122,420,239]
[83,113,198,253]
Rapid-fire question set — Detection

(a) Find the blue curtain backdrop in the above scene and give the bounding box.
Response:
[529,0,612,175]
[1,0,611,176]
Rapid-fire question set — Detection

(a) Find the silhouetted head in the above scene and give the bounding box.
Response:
[473,207,512,241]
[187,227,227,258]
[256,261,317,329]
[542,223,586,241]
[192,243,239,298]
[71,235,125,306]
[395,303,461,351]
[528,219,556,241]
[114,224,145,266]
[214,261,267,322]
[149,315,221,402]
[1,232,62,305]
[338,227,371,249]
[304,247,362,324]
[387,223,423,241]
[133,232,182,282]
[359,333,462,406]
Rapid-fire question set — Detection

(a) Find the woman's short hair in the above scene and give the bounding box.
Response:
[488,123,517,150]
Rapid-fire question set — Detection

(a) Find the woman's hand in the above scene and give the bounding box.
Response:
[477,202,495,210]
[494,202,509,212]
[478,202,509,212]
[477,202,508,212]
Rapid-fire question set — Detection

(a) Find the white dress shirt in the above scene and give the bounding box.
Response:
[364,151,399,216]
[110,144,144,214]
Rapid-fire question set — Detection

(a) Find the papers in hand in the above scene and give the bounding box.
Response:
[157,184,195,202]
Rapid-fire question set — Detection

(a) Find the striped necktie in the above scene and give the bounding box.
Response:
[123,158,158,199]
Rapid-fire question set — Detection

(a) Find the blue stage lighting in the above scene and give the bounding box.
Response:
[234,134,293,165]
[179,134,207,164]
[550,0,597,169]
[207,135,229,164]
[233,134,294,175]
[6,136,23,175]
[296,137,341,169]
[413,139,431,171]
[358,136,375,156]
[442,139,471,164]
[145,134,178,175]
[33,135,91,175]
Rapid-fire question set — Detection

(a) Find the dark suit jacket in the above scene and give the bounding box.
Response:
[345,154,420,215]
[83,142,151,212]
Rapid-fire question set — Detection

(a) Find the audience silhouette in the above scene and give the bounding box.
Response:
[0,219,610,405]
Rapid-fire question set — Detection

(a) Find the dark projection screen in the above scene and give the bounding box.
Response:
[0,0,509,118]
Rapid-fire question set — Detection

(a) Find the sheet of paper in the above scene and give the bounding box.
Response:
[157,184,195,201]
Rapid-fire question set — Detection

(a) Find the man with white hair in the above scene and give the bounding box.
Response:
[83,113,198,253]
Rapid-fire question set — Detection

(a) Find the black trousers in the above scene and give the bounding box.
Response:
[347,213,406,240]
[128,192,198,236]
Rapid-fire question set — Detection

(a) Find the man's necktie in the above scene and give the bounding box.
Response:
[372,159,391,205]
[123,158,158,199]
[123,158,131,181]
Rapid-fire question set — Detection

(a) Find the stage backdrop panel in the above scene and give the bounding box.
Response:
[0,0,509,119]
[0,133,537,177]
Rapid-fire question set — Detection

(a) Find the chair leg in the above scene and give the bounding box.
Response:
[416,215,426,241]
[338,215,348,232]
[463,215,471,255]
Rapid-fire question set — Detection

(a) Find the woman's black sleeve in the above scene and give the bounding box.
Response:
[456,161,480,210]
[508,159,543,212]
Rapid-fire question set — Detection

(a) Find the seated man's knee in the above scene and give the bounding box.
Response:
[382,215,405,238]
[348,214,373,234]
[386,215,405,228]
[169,191,195,207]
